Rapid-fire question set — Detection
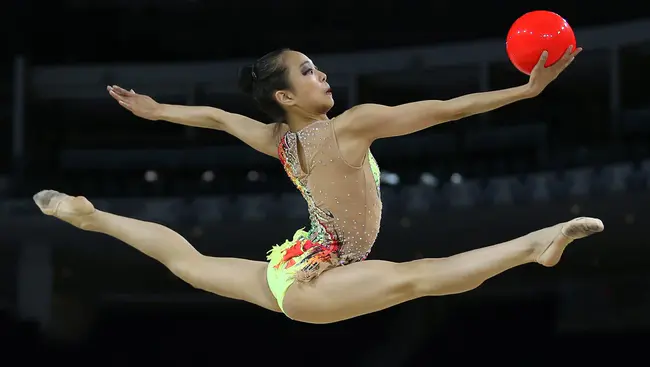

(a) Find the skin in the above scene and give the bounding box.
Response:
[33,46,605,324]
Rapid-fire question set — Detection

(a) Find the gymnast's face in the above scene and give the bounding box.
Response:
[274,51,334,116]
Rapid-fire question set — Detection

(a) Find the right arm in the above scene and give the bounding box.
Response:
[156,104,285,158]
[108,86,286,159]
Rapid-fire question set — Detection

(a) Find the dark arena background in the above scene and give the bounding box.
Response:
[2,1,650,365]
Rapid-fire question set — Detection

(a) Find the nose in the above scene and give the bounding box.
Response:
[319,70,327,82]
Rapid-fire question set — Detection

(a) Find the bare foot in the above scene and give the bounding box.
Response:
[533,217,604,267]
[33,190,96,229]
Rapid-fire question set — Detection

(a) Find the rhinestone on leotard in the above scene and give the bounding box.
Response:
[277,120,382,276]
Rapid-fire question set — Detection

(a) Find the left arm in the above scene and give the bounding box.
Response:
[338,47,581,142]
[342,85,534,141]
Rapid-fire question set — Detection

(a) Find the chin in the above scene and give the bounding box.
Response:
[307,99,334,115]
[320,104,334,115]
[322,99,335,112]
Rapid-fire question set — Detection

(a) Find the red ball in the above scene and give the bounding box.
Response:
[506,11,576,75]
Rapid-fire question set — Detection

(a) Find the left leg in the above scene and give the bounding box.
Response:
[33,190,281,312]
[282,218,603,324]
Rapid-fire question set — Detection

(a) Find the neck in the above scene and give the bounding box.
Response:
[286,112,329,133]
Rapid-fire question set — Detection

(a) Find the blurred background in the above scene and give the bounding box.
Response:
[2,0,650,365]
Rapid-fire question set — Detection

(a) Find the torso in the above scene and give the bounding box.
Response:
[278,119,382,267]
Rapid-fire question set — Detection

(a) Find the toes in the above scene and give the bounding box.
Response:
[582,218,604,233]
[33,190,68,212]
[33,190,58,208]
[562,217,604,239]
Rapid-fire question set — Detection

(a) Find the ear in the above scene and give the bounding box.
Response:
[274,90,296,107]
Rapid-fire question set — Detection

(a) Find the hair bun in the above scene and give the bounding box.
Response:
[237,65,255,94]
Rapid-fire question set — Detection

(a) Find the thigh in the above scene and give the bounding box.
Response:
[283,260,418,323]
[173,256,281,313]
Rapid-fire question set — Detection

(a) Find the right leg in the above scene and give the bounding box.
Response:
[33,190,281,313]
[283,218,603,323]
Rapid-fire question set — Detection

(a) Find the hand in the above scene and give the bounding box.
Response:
[107,85,161,120]
[526,46,582,97]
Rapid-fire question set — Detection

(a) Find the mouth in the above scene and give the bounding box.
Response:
[325,88,332,95]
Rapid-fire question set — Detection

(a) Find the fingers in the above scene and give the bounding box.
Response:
[561,46,583,63]
[108,89,122,103]
[561,45,576,63]
[112,85,131,96]
[108,89,127,103]
[563,56,576,69]
[554,46,574,71]
[118,100,133,111]
[106,86,133,111]
[571,47,583,58]
[529,50,549,75]
[536,45,582,70]
[539,45,581,74]
[566,47,583,67]
[106,85,136,97]
[557,45,582,70]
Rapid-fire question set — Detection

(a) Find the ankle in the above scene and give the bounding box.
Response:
[522,228,554,263]
[522,238,538,264]
[77,210,102,231]
[526,223,568,263]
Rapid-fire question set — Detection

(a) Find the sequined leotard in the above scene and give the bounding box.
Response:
[266,119,382,284]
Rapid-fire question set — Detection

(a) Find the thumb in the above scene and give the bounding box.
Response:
[536,51,549,68]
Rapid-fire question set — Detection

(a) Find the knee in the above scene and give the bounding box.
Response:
[393,262,429,298]
[166,256,205,290]
[409,258,484,296]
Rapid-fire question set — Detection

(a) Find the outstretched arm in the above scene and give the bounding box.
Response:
[345,85,532,140]
[107,86,286,158]
[338,47,581,142]
[155,103,285,158]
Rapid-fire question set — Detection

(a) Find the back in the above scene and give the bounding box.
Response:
[278,119,382,266]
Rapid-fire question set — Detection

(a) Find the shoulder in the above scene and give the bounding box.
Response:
[271,122,290,142]
[337,103,392,127]
[329,104,391,166]
[341,103,389,119]
[333,103,392,138]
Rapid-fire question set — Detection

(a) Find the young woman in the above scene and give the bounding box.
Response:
[34,46,603,324]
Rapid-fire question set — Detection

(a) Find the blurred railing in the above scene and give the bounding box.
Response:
[28,19,650,100]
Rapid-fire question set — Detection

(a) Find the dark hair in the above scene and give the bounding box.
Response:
[238,48,292,122]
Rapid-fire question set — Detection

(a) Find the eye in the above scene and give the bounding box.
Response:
[302,68,315,75]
